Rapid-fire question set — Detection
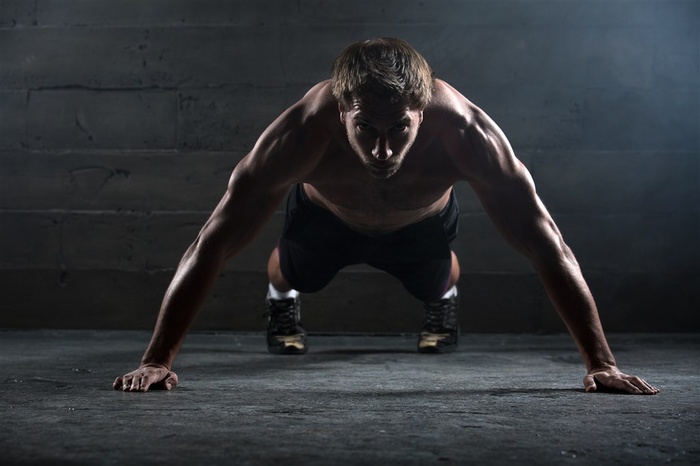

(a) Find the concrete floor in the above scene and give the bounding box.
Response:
[0,331,698,465]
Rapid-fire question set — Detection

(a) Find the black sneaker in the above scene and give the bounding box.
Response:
[265,295,308,355]
[418,292,460,353]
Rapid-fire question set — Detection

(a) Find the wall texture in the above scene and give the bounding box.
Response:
[1,0,698,333]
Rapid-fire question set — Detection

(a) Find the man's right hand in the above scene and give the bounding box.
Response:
[113,364,178,392]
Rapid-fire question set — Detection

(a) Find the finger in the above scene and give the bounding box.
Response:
[151,371,178,391]
[583,374,597,392]
[139,372,155,392]
[640,379,659,394]
[644,381,660,394]
[125,376,142,392]
[128,375,142,392]
[140,370,166,392]
[121,376,132,391]
[619,379,643,394]
[163,372,178,391]
[629,376,659,395]
[125,378,136,391]
[113,377,123,390]
[597,375,642,394]
[132,374,150,392]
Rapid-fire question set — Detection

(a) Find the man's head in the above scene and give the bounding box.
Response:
[331,38,434,179]
[331,37,434,111]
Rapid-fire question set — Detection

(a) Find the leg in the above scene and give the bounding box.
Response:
[265,246,306,355]
[265,184,353,355]
[417,251,460,353]
[370,248,460,353]
[267,246,293,293]
[447,250,460,290]
[266,236,348,354]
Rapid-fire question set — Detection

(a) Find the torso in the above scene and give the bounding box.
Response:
[290,80,469,235]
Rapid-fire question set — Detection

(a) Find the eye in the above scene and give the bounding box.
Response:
[393,123,409,132]
[357,123,373,132]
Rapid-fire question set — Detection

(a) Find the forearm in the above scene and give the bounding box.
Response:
[534,253,616,371]
[141,242,227,368]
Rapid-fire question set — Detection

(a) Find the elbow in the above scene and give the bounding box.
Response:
[543,243,579,273]
[529,238,579,274]
[193,220,253,265]
[185,228,231,269]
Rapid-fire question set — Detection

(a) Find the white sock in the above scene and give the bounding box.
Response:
[440,285,458,300]
[268,283,299,300]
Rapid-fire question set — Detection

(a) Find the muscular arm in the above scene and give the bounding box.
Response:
[114,93,328,392]
[447,102,658,394]
[472,155,615,370]
[144,169,290,368]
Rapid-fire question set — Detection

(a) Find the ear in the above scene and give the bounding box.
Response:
[338,103,346,124]
[418,111,424,125]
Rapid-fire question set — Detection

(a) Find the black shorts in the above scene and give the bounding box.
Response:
[277,184,459,303]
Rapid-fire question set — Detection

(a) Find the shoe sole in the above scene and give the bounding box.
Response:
[417,344,458,354]
[267,345,308,355]
[418,327,459,354]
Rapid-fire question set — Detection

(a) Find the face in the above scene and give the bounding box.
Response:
[340,96,423,179]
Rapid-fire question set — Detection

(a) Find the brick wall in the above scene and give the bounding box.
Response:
[1,0,698,332]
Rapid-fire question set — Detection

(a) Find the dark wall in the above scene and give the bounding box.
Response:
[1,0,698,333]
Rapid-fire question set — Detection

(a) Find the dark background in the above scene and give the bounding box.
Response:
[1,0,697,333]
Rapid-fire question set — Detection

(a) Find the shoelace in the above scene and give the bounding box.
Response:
[423,303,447,332]
[266,300,299,333]
[423,297,459,332]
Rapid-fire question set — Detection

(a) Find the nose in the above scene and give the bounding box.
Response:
[371,137,393,161]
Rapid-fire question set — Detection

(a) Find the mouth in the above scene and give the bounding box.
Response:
[366,161,400,178]
[369,160,394,169]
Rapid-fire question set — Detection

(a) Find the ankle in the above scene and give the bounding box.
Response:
[434,285,457,302]
[268,283,299,300]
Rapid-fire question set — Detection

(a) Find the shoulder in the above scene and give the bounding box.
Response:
[255,81,338,154]
[425,79,492,137]
[283,80,338,129]
[425,79,518,184]
[236,81,338,185]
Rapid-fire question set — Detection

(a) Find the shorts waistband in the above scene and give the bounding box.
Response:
[296,183,458,241]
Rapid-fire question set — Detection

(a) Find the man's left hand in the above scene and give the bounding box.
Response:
[583,366,659,395]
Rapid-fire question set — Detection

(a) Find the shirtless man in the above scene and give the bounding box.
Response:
[114,38,658,395]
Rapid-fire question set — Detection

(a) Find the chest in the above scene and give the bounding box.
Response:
[304,140,459,213]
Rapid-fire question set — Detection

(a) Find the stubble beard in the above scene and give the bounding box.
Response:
[348,139,412,180]
[364,158,403,179]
